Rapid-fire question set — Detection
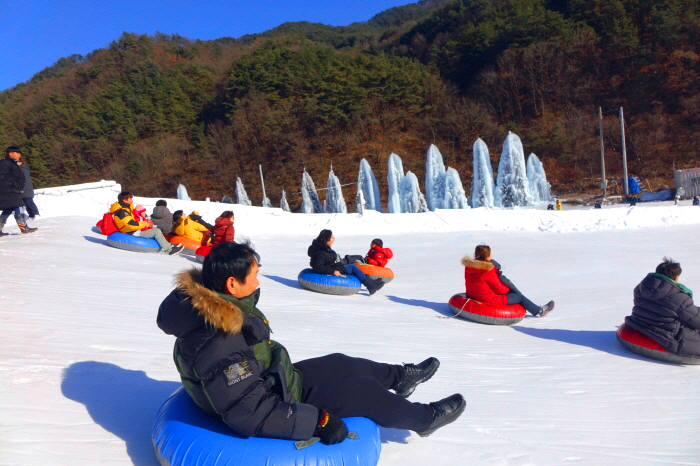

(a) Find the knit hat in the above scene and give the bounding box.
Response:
[5,146,21,154]
[371,238,383,247]
[135,205,146,213]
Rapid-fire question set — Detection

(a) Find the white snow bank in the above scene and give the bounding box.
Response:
[32,183,700,235]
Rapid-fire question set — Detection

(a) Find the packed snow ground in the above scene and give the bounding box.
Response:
[2,184,700,466]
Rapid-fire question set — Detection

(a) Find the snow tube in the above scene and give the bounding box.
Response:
[195,245,213,263]
[616,323,700,365]
[298,268,362,296]
[152,387,381,466]
[357,264,394,283]
[166,235,200,256]
[448,293,526,325]
[106,232,161,253]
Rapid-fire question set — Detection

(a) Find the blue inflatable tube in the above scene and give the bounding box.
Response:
[106,232,161,253]
[152,387,381,466]
[297,268,362,296]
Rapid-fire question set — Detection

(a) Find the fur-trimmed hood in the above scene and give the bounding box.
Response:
[461,256,495,271]
[157,267,245,337]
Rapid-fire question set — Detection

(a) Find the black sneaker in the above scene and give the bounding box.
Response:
[538,301,555,318]
[416,393,466,437]
[395,357,440,398]
[0,230,8,237]
[168,244,184,256]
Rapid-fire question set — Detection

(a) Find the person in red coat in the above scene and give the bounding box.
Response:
[202,210,235,246]
[462,244,555,317]
[365,238,393,267]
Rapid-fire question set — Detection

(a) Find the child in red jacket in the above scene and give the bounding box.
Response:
[365,238,393,267]
[202,211,235,246]
[462,244,554,317]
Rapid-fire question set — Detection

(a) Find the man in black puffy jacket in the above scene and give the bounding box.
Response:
[0,146,37,235]
[157,242,465,445]
[626,257,700,357]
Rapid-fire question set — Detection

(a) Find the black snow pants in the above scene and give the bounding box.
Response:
[295,353,432,431]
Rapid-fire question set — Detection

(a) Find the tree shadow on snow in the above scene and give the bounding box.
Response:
[511,326,642,360]
[386,295,452,317]
[61,361,181,466]
[263,274,303,289]
[83,235,109,246]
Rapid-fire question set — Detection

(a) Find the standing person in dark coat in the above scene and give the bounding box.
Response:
[308,229,384,295]
[0,146,37,236]
[18,159,39,219]
[157,241,465,445]
[151,199,174,233]
[625,257,700,357]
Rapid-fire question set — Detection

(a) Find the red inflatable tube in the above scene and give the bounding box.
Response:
[448,293,526,325]
[195,245,213,263]
[616,323,700,365]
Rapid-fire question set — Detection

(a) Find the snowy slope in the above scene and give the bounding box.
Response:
[2,185,700,466]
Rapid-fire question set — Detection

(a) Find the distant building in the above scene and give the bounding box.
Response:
[674,169,700,199]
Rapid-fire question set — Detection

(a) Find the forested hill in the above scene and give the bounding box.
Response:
[1,0,699,209]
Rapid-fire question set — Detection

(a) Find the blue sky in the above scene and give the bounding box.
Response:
[1,0,415,91]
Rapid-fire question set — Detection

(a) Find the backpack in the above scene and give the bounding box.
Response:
[96,212,118,235]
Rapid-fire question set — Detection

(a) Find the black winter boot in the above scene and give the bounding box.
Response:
[362,277,385,295]
[416,393,466,437]
[395,357,440,398]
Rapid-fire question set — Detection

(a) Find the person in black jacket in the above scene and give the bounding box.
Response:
[157,242,466,445]
[625,257,700,357]
[308,229,384,295]
[17,159,39,219]
[0,146,37,236]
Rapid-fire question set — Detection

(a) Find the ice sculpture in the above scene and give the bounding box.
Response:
[280,190,290,212]
[301,170,323,214]
[324,168,348,213]
[357,159,382,212]
[235,177,252,206]
[176,184,191,201]
[387,153,406,214]
[470,138,495,208]
[425,144,446,211]
[495,132,532,208]
[443,168,469,209]
[526,153,553,202]
[400,172,429,213]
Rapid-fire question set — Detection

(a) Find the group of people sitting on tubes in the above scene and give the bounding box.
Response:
[108,191,235,255]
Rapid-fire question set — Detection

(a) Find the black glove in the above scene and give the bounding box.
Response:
[314,410,348,445]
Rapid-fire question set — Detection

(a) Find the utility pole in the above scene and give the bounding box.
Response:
[620,107,629,196]
[259,164,268,207]
[599,107,606,198]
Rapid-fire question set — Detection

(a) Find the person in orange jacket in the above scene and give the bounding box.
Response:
[172,210,211,243]
[365,239,393,267]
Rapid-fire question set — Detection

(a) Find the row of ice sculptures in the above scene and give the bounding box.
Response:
[179,132,553,213]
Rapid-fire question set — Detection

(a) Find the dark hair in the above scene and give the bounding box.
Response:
[315,229,333,244]
[474,244,491,261]
[118,191,133,202]
[371,238,383,248]
[172,210,183,222]
[656,257,682,280]
[202,241,260,293]
[156,199,167,207]
[6,145,20,154]
[220,210,234,219]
